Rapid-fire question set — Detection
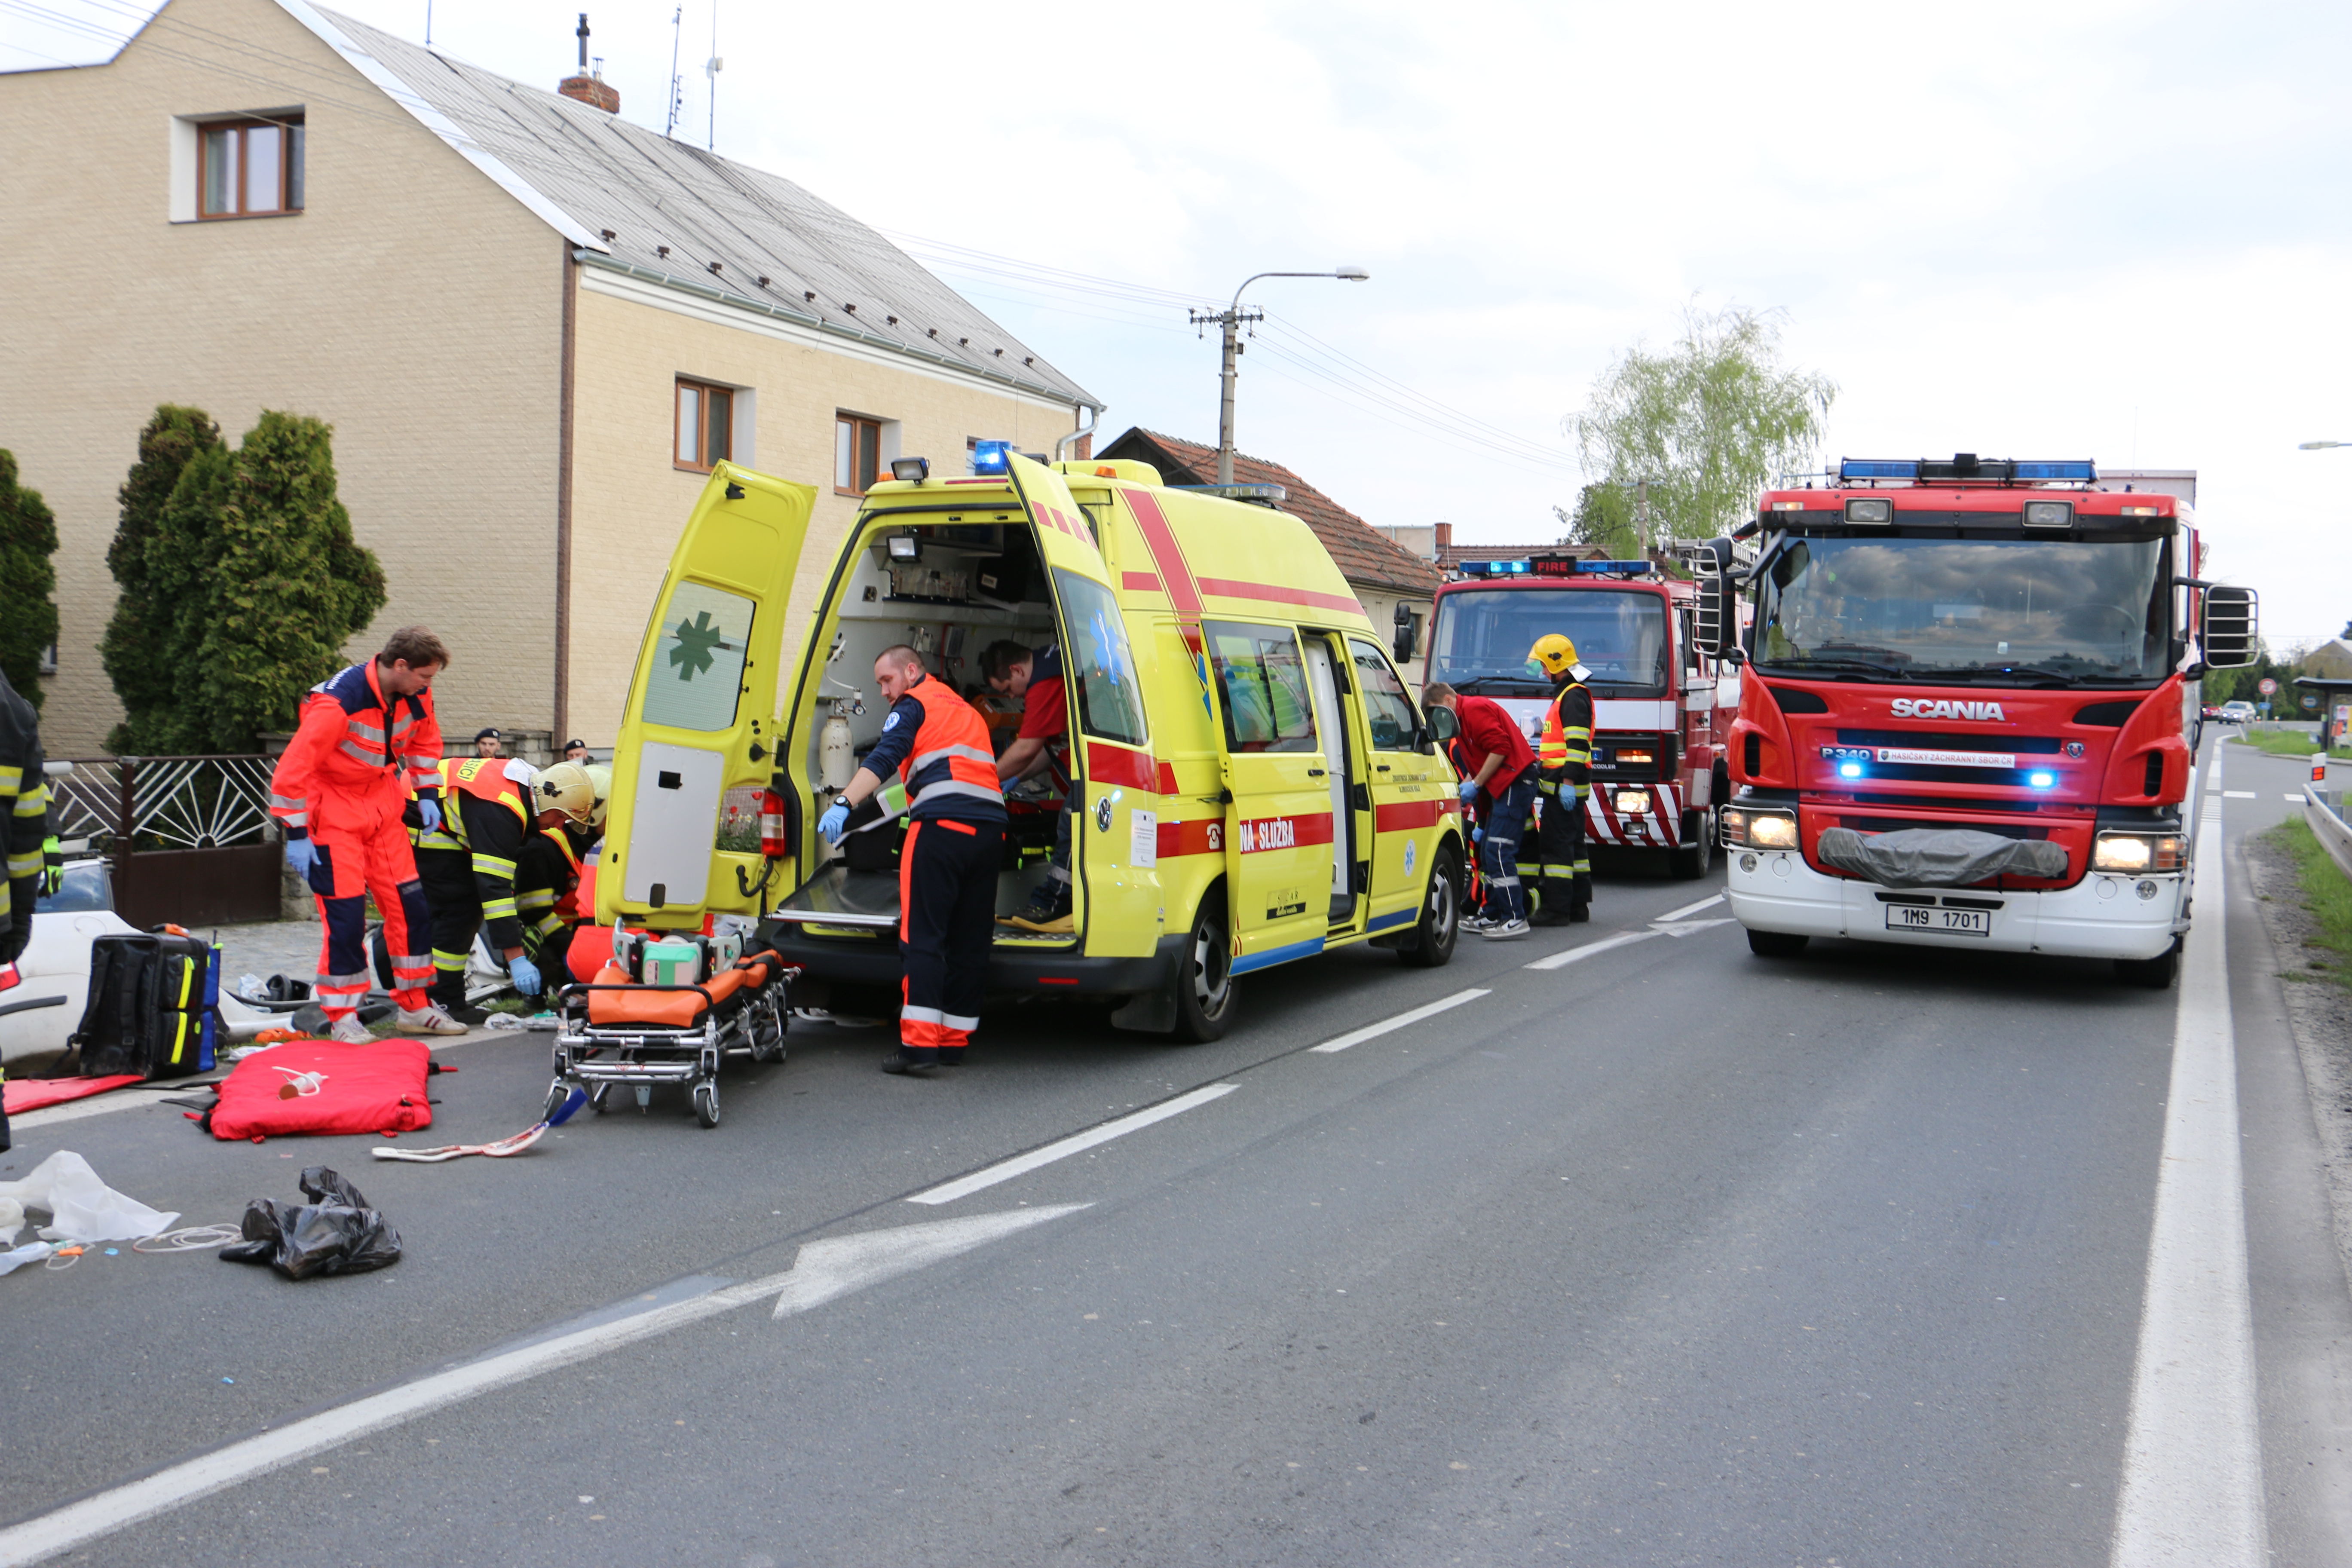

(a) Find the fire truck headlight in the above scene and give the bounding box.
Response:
[1615,790,1651,815]
[2095,833,2184,873]
[1741,811,1799,850]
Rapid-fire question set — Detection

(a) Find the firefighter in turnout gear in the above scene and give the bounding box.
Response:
[513,762,602,982]
[1528,633,1594,925]
[818,645,1006,1075]
[413,754,585,1025]
[0,668,50,1152]
[270,628,459,1039]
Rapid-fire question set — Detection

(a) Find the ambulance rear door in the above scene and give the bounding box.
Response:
[1003,454,1160,954]
[600,463,818,926]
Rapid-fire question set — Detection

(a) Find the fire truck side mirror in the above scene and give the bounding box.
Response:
[2202,585,2259,669]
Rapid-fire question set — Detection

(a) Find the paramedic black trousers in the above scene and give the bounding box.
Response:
[415,846,489,1010]
[898,815,1004,1064]
[1535,783,1591,916]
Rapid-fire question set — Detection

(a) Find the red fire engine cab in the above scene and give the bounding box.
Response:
[1702,455,2260,987]
[1424,554,1727,879]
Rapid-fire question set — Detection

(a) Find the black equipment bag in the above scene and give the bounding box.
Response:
[841,797,906,875]
[67,930,219,1079]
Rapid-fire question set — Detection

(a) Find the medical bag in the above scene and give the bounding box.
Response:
[610,927,744,986]
[67,929,219,1079]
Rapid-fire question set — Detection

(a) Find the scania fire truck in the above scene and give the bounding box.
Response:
[1706,455,2259,987]
[1424,555,1727,879]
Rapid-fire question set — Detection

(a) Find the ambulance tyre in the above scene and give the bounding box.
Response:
[1170,896,1235,1044]
[1670,808,1714,879]
[1746,929,1808,957]
[1400,844,1463,968]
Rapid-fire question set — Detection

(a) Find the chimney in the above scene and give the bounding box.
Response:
[559,13,621,113]
[1433,521,1453,557]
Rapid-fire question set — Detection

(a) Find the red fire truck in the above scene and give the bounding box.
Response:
[1423,554,1728,879]
[1706,455,2259,987]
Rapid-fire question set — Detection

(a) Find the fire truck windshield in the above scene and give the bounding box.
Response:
[1752,535,2168,683]
[1428,588,1668,696]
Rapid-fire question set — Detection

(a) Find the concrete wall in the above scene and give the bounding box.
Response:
[564,266,1082,748]
[0,0,566,755]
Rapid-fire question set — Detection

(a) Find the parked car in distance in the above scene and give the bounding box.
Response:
[2218,701,2256,723]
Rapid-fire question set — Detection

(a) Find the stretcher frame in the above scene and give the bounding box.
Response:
[544,963,797,1129]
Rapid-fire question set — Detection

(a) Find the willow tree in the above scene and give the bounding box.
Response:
[1568,306,1837,545]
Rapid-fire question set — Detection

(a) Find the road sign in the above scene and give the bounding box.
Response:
[2304,694,2322,709]
[2258,677,2278,695]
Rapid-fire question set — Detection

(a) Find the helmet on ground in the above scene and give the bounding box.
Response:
[534,762,597,825]
[1525,633,1581,679]
[582,762,613,829]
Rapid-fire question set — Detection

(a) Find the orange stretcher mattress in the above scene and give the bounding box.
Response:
[581,952,784,1029]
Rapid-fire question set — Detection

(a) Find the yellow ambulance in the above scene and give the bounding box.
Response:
[597,446,1467,1041]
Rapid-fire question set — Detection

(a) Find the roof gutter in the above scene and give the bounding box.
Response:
[573,250,1101,411]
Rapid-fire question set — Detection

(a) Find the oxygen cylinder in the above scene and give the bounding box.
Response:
[820,704,855,791]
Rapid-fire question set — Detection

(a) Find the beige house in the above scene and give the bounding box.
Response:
[1,0,1098,756]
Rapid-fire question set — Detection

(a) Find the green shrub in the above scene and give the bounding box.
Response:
[0,451,58,714]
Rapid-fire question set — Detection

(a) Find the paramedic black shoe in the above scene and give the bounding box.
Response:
[1568,905,1591,923]
[1479,917,1532,941]
[328,1015,374,1044]
[880,1048,938,1075]
[395,1003,471,1037]
[1528,905,1574,928]
[440,1000,490,1027]
[937,1047,967,1066]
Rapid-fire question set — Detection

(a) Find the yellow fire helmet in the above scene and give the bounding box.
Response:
[582,762,613,829]
[1525,633,1582,679]
[534,761,598,826]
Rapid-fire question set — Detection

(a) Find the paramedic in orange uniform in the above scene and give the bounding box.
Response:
[818,645,1006,1075]
[271,627,466,1040]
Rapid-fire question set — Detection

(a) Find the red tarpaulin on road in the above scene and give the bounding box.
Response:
[3,1075,144,1116]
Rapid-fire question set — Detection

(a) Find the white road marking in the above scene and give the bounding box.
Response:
[2285,793,2306,803]
[2108,817,2266,1566]
[906,1084,1239,1206]
[1657,893,1726,922]
[0,1205,1086,1568]
[1523,927,1665,971]
[2222,790,2256,799]
[1311,988,1491,1054]
[1655,918,1736,937]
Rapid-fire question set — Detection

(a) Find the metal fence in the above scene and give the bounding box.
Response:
[54,756,283,927]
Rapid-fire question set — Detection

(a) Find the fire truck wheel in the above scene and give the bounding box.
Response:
[1400,844,1464,968]
[1169,897,1236,1043]
[2113,939,2181,989]
[1670,808,1715,879]
[1746,929,1809,958]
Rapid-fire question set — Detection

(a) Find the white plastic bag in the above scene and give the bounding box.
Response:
[0,1151,181,1243]
[0,1241,54,1276]
[0,1197,23,1246]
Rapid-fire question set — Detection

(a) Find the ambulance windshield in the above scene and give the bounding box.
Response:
[1427,588,1667,696]
[1752,535,2169,682]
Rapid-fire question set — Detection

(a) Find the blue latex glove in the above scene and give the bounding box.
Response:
[284,837,319,879]
[818,802,851,844]
[1472,826,1484,845]
[508,954,542,997]
[416,796,443,833]
[1457,778,1480,803]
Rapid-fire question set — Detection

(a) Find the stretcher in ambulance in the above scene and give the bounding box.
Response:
[597,447,1470,1041]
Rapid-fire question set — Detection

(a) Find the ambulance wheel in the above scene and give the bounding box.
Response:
[1670,809,1715,879]
[1746,929,1808,957]
[1170,901,1235,1044]
[2115,939,2180,989]
[1400,844,1463,968]
[693,1081,721,1128]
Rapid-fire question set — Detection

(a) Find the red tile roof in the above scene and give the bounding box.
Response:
[1096,428,1443,597]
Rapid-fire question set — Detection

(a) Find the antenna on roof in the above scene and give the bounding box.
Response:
[665,6,683,139]
[705,0,721,151]
[426,0,433,48]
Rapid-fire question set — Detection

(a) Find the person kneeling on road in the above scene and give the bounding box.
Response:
[1423,683,1537,940]
[514,761,606,984]
[818,646,1006,1075]
[412,756,591,1025]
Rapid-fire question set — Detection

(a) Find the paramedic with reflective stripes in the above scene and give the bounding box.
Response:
[983,638,1074,930]
[1422,683,1537,940]
[269,627,462,1040]
[1528,633,1594,926]
[413,757,591,1025]
[819,645,1006,1075]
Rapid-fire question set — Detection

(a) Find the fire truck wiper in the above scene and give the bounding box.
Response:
[1756,656,1911,680]
[1921,665,2076,687]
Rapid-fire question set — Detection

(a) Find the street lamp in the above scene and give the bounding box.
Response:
[2300,441,2348,450]
[1191,267,1371,485]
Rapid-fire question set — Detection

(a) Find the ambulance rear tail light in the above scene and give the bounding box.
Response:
[1720,805,1798,849]
[758,790,790,858]
[2092,832,2184,873]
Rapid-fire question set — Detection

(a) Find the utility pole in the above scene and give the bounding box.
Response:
[1190,267,1369,486]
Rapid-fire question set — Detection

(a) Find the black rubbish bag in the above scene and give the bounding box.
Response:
[220,1166,403,1280]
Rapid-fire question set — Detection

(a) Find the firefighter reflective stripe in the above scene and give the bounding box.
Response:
[414,827,463,852]
[472,851,517,878]
[431,948,469,973]
[6,781,45,879]
[518,886,557,913]
[482,897,518,922]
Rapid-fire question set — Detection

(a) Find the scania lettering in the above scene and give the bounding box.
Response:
[1422,554,1728,879]
[1700,454,2260,987]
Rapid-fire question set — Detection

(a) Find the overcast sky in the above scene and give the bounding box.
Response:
[11,0,2349,650]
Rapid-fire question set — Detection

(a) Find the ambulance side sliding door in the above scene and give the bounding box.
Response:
[1207,620,1338,970]
[1348,636,1437,921]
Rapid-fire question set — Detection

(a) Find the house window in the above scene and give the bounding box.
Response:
[836,416,882,495]
[199,118,303,218]
[675,378,733,472]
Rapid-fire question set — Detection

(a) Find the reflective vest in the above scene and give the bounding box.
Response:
[417,756,534,853]
[898,678,1005,817]
[1538,677,1592,794]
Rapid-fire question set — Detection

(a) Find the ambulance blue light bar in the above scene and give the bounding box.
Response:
[971,440,1011,475]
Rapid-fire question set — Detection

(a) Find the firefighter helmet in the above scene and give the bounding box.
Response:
[582,762,612,829]
[534,762,598,825]
[1525,633,1581,679]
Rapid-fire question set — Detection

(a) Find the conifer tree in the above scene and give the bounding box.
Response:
[0,451,59,715]
[103,406,223,751]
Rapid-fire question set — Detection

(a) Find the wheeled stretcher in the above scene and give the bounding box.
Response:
[544,947,799,1129]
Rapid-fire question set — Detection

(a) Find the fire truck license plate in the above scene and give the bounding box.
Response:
[1884,905,1991,937]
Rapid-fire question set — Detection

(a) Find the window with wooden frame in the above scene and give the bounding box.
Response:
[199,117,304,218]
[674,378,734,472]
[836,415,882,496]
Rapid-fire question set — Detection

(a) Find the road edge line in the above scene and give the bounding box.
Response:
[1310,988,1490,1054]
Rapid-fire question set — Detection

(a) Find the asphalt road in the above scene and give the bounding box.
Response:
[4,731,2349,1567]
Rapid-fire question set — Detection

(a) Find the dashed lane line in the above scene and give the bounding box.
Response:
[1522,927,1666,971]
[905,1084,1240,1206]
[1657,892,1727,922]
[1311,988,1491,1054]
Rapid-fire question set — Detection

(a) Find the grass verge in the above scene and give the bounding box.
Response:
[2234,727,2352,762]
[2268,817,2352,987]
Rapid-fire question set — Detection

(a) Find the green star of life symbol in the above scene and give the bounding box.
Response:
[668,611,729,681]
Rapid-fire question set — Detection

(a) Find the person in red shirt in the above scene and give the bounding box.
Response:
[1422,683,1537,939]
[983,639,1075,931]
